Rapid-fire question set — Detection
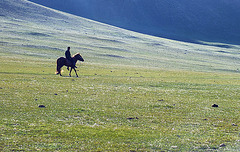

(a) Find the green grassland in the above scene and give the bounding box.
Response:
[1,0,240,151]
[1,55,240,151]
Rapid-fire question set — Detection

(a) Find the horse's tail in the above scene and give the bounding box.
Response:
[55,57,63,75]
[55,65,61,75]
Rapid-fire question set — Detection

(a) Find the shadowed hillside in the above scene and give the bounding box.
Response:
[0,0,240,73]
[28,0,240,44]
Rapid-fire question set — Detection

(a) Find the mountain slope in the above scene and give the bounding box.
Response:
[0,0,240,73]
[28,0,240,44]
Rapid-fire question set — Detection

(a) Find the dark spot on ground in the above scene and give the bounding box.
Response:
[28,32,50,37]
[38,105,46,108]
[127,117,139,120]
[212,104,218,107]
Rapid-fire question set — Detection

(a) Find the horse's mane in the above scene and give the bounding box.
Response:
[72,53,81,57]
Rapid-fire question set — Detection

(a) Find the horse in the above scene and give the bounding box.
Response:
[56,53,84,77]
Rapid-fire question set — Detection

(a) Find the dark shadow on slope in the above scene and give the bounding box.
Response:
[28,0,240,45]
[100,54,126,59]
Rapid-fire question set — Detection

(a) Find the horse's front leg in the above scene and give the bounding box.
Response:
[69,67,72,77]
[73,68,78,77]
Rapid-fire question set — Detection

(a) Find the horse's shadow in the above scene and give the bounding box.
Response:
[60,69,80,78]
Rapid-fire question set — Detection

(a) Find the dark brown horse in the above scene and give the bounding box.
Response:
[56,53,84,77]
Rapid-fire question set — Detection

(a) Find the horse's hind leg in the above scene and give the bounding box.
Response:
[69,68,72,77]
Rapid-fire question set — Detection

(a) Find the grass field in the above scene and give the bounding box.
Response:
[1,0,240,151]
[1,55,239,151]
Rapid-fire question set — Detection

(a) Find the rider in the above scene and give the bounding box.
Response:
[65,47,77,70]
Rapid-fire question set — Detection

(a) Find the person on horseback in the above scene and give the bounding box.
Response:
[65,47,77,70]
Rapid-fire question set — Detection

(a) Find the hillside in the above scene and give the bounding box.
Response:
[28,0,240,44]
[0,0,240,73]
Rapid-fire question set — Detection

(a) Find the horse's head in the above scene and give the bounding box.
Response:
[74,53,84,62]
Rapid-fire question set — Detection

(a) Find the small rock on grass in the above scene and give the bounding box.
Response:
[127,117,139,120]
[220,143,226,147]
[171,146,178,149]
[38,105,46,108]
[212,104,218,107]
